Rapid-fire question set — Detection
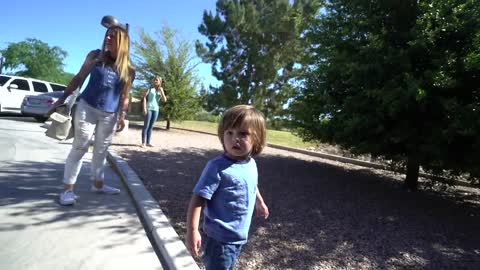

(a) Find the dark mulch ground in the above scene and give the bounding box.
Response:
[111,127,480,270]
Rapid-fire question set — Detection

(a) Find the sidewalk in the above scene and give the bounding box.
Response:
[107,150,199,270]
[0,119,198,270]
[0,150,162,269]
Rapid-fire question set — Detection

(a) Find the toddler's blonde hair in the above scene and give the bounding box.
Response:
[218,105,266,156]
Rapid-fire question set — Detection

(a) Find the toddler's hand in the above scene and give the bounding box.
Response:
[255,201,269,219]
[186,229,202,257]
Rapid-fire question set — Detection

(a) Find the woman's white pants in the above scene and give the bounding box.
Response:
[63,100,117,185]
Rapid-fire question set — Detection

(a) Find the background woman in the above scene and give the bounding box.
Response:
[141,76,167,147]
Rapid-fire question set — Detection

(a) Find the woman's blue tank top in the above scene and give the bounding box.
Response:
[80,63,122,113]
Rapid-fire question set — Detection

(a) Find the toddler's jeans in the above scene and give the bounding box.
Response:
[201,235,243,270]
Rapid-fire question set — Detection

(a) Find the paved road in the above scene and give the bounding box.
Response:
[0,117,163,270]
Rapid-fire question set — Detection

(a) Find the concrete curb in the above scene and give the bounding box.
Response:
[107,151,200,270]
[162,125,391,169]
[265,143,390,170]
[264,143,478,188]
[131,123,395,171]
[151,125,477,188]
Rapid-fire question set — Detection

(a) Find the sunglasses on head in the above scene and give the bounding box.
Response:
[101,15,129,33]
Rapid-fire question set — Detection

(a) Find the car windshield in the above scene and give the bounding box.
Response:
[0,75,11,86]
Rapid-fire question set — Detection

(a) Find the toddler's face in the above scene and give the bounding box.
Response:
[223,125,253,160]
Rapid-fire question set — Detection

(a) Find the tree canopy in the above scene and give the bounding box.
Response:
[133,24,202,129]
[291,0,480,189]
[196,0,322,119]
[0,38,73,84]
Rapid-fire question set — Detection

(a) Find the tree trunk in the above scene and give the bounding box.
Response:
[404,156,420,191]
[166,118,171,130]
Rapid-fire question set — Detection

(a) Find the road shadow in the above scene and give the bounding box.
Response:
[0,159,151,246]
[0,114,38,123]
[112,146,480,269]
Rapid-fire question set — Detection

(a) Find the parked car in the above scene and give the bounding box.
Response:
[21,91,65,122]
[0,74,66,114]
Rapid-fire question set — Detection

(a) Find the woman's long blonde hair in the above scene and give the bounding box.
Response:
[102,26,132,86]
[155,76,163,86]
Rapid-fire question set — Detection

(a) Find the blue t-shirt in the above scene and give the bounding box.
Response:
[193,154,258,244]
[80,63,122,113]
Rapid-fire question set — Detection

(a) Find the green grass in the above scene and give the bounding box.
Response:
[170,120,218,134]
[128,117,316,149]
[266,129,316,149]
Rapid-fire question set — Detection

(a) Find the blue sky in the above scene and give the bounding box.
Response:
[1,0,220,87]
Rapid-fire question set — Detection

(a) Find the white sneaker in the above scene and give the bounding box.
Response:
[59,190,76,205]
[91,184,120,195]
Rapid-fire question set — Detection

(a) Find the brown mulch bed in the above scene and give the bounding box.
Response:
[111,126,480,270]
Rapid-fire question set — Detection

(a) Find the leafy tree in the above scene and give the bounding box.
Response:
[196,0,321,119]
[0,38,73,84]
[291,0,480,190]
[133,24,202,129]
[0,55,5,73]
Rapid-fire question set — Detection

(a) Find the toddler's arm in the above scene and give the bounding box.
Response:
[255,187,269,219]
[186,194,204,257]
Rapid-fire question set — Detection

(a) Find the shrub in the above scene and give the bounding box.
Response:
[194,110,220,123]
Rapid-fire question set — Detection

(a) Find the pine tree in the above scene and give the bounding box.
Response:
[197,0,321,119]
[291,0,480,189]
[133,24,202,129]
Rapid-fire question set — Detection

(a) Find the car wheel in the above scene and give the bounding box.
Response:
[34,116,48,122]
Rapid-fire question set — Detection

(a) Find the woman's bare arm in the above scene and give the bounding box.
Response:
[62,49,99,99]
[159,87,167,102]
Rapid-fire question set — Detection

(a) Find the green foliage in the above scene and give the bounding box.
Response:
[194,110,220,123]
[133,23,202,124]
[56,72,75,85]
[1,38,71,84]
[291,0,480,185]
[159,120,316,149]
[197,0,322,118]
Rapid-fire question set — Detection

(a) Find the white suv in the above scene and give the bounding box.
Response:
[0,74,66,114]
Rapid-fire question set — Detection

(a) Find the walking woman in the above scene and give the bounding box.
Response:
[141,76,167,147]
[56,16,135,205]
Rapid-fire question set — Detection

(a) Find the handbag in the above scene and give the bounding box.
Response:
[46,50,101,140]
[45,88,79,141]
